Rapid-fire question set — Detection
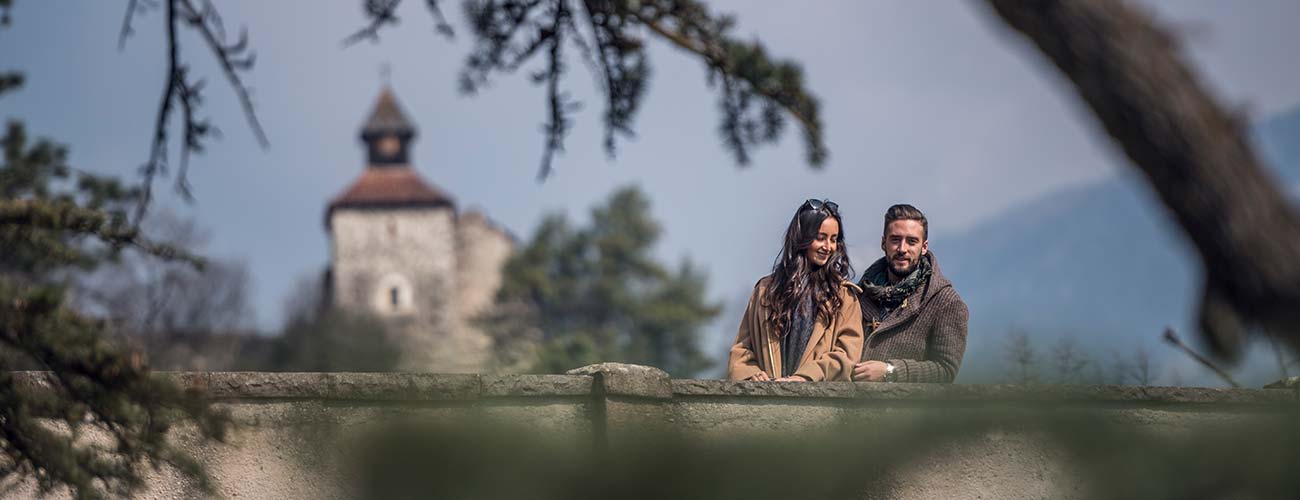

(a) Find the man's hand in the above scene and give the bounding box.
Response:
[750,371,772,382]
[773,376,805,382]
[853,361,889,382]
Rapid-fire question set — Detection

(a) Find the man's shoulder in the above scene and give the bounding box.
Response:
[924,280,966,308]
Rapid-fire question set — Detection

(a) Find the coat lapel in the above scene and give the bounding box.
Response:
[764,324,782,377]
[864,288,925,338]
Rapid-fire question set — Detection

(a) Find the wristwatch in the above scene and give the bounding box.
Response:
[884,362,897,382]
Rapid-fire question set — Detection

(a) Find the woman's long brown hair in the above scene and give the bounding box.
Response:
[761,202,853,337]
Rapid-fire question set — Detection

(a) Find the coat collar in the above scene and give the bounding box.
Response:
[861,251,952,335]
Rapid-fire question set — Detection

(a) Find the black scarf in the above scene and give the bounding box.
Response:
[859,253,932,312]
[780,294,816,377]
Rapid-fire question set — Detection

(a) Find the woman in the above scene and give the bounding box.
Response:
[727,199,864,382]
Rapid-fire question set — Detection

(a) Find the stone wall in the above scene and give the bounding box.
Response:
[453,210,515,371]
[11,365,1297,499]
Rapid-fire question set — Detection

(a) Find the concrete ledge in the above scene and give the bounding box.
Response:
[672,379,1296,405]
[480,374,593,397]
[10,370,1295,406]
[568,363,671,399]
[159,372,595,401]
[672,379,858,398]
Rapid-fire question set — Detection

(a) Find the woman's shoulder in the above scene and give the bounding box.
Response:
[837,280,863,303]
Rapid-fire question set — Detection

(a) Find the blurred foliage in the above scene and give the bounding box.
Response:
[270,309,402,372]
[263,273,402,372]
[348,405,1300,500]
[485,186,721,377]
[0,63,229,500]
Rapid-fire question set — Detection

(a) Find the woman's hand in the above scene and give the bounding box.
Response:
[773,376,805,382]
[750,371,772,382]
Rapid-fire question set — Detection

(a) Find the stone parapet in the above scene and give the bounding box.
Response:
[8,364,1296,500]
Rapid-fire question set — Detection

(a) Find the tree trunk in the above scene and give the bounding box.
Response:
[985,0,1300,360]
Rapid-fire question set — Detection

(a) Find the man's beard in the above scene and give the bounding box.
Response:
[888,257,917,280]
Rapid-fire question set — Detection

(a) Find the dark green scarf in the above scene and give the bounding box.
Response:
[859,253,932,310]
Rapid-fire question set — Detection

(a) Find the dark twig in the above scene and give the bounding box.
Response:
[425,0,455,37]
[536,0,572,180]
[344,0,402,46]
[177,0,267,149]
[1162,327,1240,388]
[118,0,140,50]
[344,0,454,46]
[131,0,265,225]
[134,0,181,225]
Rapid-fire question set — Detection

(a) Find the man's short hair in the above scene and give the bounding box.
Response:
[884,204,928,240]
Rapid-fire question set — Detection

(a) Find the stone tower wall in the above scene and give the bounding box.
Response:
[453,210,515,370]
[329,206,458,371]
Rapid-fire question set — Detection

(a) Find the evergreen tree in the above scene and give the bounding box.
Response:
[488,186,721,377]
[0,19,230,499]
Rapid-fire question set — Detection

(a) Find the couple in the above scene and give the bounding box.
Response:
[727,201,968,383]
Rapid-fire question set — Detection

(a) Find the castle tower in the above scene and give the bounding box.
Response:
[326,87,465,371]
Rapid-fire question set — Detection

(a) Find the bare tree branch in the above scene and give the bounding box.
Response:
[1163,327,1240,388]
[178,0,267,149]
[131,0,265,225]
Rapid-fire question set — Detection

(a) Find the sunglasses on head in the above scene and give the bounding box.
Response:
[802,198,839,214]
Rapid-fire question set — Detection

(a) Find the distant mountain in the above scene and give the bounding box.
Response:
[939,105,1300,384]
[1255,104,1300,189]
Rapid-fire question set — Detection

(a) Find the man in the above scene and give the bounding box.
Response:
[853,204,968,383]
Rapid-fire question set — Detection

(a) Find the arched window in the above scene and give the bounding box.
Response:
[373,274,415,315]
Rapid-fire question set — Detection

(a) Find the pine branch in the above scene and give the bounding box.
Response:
[452,0,825,178]
[0,199,201,267]
[624,0,826,167]
[0,285,230,500]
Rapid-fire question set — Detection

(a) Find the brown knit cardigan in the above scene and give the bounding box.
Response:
[727,276,863,382]
[858,252,969,383]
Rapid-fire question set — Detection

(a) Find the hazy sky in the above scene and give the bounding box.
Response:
[4,1,1300,349]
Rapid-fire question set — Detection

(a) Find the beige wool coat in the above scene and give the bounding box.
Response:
[727,277,864,382]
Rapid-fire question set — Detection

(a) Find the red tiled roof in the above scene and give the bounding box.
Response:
[327,166,454,214]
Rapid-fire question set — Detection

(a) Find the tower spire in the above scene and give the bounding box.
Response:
[360,85,416,166]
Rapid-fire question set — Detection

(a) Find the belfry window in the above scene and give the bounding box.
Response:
[390,287,400,308]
